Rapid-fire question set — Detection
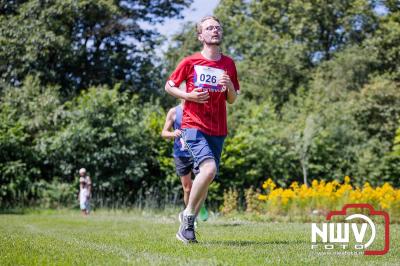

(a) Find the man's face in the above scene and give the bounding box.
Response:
[198,19,223,45]
[79,171,85,177]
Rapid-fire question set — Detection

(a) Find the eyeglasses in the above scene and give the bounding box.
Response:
[204,26,222,32]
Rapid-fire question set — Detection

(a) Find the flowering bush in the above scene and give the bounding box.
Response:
[258,176,400,220]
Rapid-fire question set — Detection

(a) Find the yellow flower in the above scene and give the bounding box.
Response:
[262,178,276,191]
[290,182,299,190]
[258,194,268,201]
[257,176,400,219]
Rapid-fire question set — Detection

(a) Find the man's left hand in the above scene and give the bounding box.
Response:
[219,73,234,92]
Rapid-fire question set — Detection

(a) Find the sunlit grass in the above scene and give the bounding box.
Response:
[0,210,398,265]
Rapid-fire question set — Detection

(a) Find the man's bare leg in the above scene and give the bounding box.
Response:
[180,173,193,206]
[184,159,216,215]
[194,191,208,216]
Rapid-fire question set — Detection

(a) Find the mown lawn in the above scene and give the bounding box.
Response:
[0,210,398,265]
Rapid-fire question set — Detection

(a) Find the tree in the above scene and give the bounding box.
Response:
[217,0,382,62]
[210,0,386,110]
[0,75,61,207]
[40,87,156,202]
[0,0,192,97]
[394,124,400,157]
[366,7,400,80]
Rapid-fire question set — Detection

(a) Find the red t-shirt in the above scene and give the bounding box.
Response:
[168,52,240,136]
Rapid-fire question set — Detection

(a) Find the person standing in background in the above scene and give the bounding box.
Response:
[78,168,91,216]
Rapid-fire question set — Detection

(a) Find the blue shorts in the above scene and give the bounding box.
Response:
[174,156,200,176]
[181,128,225,176]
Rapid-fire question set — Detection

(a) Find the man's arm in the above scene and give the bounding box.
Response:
[165,81,209,103]
[226,86,237,104]
[87,176,92,198]
[219,73,237,104]
[161,109,180,139]
[78,179,83,200]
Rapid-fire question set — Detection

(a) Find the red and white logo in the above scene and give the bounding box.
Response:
[311,204,390,255]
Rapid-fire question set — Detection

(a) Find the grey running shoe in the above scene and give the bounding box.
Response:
[176,213,197,244]
[180,211,198,229]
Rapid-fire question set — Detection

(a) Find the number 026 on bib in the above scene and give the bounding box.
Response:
[194,65,225,91]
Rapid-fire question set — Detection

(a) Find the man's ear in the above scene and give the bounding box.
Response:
[197,33,203,43]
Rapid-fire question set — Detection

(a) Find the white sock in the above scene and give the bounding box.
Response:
[183,209,195,216]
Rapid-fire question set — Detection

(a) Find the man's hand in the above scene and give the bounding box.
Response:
[219,73,234,92]
[173,129,182,138]
[186,88,209,103]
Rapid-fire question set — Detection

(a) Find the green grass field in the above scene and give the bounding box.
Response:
[0,210,398,265]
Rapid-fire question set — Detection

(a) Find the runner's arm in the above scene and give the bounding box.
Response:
[165,81,209,103]
[226,85,237,104]
[161,109,177,139]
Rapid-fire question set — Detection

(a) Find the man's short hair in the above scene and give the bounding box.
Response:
[196,16,222,34]
[79,168,86,174]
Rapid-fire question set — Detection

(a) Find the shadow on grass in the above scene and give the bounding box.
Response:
[0,209,26,215]
[213,223,244,227]
[202,239,306,246]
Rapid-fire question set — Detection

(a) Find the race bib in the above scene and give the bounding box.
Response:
[194,65,225,92]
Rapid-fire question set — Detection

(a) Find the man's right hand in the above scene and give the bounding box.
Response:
[186,88,209,103]
[173,129,182,138]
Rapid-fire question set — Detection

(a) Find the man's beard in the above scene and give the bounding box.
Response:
[204,40,221,45]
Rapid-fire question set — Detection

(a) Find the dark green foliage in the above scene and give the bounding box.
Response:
[0,76,60,207]
[209,0,400,192]
[0,78,182,208]
[0,0,192,97]
[1,0,400,209]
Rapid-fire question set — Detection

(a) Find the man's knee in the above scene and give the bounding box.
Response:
[182,181,192,193]
[200,159,217,180]
[183,186,191,194]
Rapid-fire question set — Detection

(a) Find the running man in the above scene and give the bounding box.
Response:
[165,16,240,243]
[161,101,209,221]
[78,168,91,215]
